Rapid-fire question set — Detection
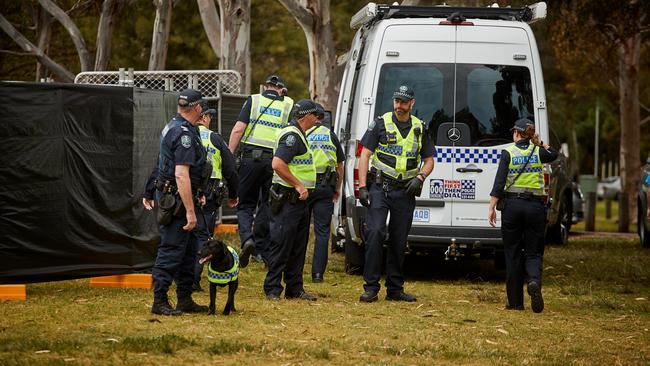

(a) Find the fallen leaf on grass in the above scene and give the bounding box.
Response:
[63,358,75,362]
[565,264,573,269]
[416,304,424,309]
[456,300,470,303]
[545,266,554,270]
[148,318,161,323]
[205,335,214,339]
[35,350,50,354]
[614,316,627,321]
[496,329,509,335]
[434,323,450,327]
[485,339,498,345]
[634,298,647,301]
[463,319,477,323]
[105,338,119,343]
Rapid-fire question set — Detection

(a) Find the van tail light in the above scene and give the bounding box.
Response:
[353,168,360,198]
[355,140,363,157]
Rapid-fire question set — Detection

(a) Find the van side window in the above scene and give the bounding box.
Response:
[455,64,535,147]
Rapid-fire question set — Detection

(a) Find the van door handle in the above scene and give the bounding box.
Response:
[456,167,483,173]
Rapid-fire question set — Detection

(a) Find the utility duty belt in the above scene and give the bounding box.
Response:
[316,166,338,187]
[155,179,201,226]
[370,169,409,191]
[240,147,274,161]
[269,183,311,215]
[505,192,545,202]
[205,178,226,204]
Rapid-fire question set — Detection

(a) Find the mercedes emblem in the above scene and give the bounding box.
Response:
[447,127,461,142]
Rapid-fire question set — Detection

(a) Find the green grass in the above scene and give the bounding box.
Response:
[573,199,636,232]
[1,233,649,365]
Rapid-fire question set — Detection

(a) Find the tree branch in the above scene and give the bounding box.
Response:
[641,115,650,126]
[0,13,75,82]
[641,101,650,113]
[38,0,92,71]
[0,49,34,56]
[197,0,221,59]
[278,0,313,28]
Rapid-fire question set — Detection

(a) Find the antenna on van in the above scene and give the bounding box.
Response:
[350,2,547,29]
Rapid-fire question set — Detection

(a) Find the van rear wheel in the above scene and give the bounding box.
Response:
[547,197,570,245]
[344,240,364,275]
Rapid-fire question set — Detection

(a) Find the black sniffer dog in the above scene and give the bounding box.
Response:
[198,240,242,315]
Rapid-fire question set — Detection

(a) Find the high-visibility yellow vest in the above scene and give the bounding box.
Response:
[505,143,544,196]
[272,125,316,189]
[206,246,239,284]
[242,94,294,149]
[371,112,423,180]
[198,125,222,179]
[306,125,337,174]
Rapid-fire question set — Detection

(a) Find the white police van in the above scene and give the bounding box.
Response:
[332,2,561,272]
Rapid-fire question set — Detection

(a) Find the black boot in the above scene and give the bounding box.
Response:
[176,297,208,313]
[151,299,182,316]
[239,239,255,268]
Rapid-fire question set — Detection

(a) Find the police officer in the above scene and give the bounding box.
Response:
[306,103,345,283]
[228,75,294,264]
[357,85,435,303]
[151,89,209,316]
[264,99,319,301]
[488,118,558,313]
[193,101,247,292]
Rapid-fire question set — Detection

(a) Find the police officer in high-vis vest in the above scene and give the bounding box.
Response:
[357,85,435,303]
[151,89,209,316]
[228,75,294,265]
[306,103,345,283]
[488,118,557,313]
[193,102,248,292]
[264,99,319,302]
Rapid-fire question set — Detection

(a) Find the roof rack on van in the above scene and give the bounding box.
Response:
[350,2,547,29]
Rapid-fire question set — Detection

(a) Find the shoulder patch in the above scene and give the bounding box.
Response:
[285,134,296,147]
[181,135,192,148]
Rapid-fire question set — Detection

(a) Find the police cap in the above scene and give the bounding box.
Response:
[511,118,533,133]
[199,100,216,116]
[314,103,325,120]
[265,74,285,88]
[294,99,318,118]
[393,85,415,102]
[178,89,203,106]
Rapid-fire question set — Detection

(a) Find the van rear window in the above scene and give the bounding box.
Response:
[376,63,534,147]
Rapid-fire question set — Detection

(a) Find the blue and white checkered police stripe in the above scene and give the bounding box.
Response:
[435,148,501,164]
[251,119,284,129]
[309,143,337,152]
[290,158,314,165]
[378,144,403,156]
[207,267,239,281]
[508,166,543,174]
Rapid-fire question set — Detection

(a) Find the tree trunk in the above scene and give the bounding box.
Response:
[217,0,250,94]
[149,0,173,71]
[37,0,92,72]
[0,13,75,82]
[197,0,221,60]
[35,7,53,81]
[279,0,343,113]
[617,33,641,231]
[95,0,125,71]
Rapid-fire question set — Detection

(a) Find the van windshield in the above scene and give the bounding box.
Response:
[375,63,534,147]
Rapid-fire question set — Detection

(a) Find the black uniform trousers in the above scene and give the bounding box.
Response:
[236,156,273,260]
[194,198,218,286]
[363,183,416,294]
[264,198,310,297]
[307,183,335,275]
[500,197,546,307]
[152,213,199,302]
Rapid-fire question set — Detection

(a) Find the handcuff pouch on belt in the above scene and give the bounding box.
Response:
[371,169,406,192]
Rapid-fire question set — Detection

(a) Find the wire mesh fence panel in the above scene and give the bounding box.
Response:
[75,70,242,96]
